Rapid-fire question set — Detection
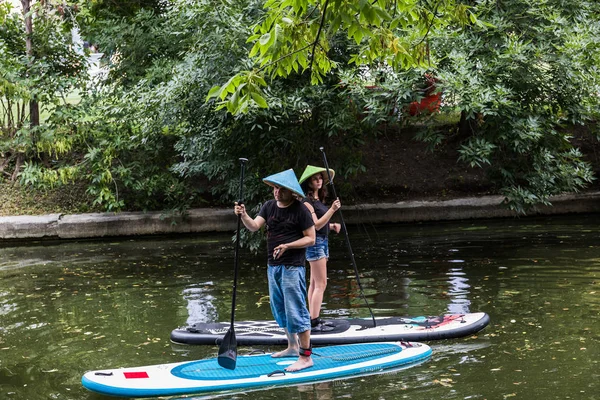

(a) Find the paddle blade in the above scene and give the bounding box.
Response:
[217,328,237,370]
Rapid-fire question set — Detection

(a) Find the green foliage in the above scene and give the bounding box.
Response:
[45,0,369,216]
[7,0,600,221]
[1,2,88,181]
[434,0,600,212]
[339,0,600,213]
[212,0,476,114]
[14,0,235,212]
[77,5,182,86]
[17,0,259,212]
[207,71,269,114]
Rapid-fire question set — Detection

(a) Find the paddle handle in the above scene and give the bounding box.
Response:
[319,148,376,327]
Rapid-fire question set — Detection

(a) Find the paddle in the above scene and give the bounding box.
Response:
[218,157,248,370]
[320,147,377,327]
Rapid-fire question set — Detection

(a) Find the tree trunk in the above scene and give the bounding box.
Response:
[0,155,11,173]
[21,0,40,128]
[30,100,40,127]
[459,110,473,137]
[11,153,23,182]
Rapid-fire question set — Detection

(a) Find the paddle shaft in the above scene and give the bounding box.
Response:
[218,158,248,369]
[230,158,247,326]
[320,148,376,327]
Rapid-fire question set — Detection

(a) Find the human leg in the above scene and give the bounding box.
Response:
[267,265,287,327]
[270,266,311,357]
[284,329,313,371]
[271,329,299,358]
[308,258,327,320]
[306,237,329,322]
[307,273,315,312]
[281,266,311,333]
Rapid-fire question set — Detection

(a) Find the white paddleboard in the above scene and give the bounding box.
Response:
[82,341,431,397]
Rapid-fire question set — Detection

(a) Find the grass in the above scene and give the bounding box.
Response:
[1,90,82,125]
[0,180,102,216]
[432,109,462,126]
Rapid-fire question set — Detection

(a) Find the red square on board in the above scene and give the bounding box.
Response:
[124,371,149,379]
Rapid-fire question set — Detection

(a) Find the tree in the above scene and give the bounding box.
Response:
[16,0,368,213]
[29,0,264,211]
[74,0,175,86]
[328,0,600,213]
[0,1,87,182]
[429,0,600,212]
[208,0,477,114]
[12,0,599,216]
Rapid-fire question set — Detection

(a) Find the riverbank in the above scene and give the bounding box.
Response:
[2,191,599,242]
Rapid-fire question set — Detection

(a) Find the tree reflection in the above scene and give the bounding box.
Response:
[446,266,471,314]
[183,283,217,324]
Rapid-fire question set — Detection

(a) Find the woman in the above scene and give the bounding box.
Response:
[298,165,342,332]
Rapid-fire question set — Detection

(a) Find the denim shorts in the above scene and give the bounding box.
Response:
[306,235,329,262]
[267,265,311,334]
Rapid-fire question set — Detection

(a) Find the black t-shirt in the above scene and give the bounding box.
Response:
[304,198,330,237]
[258,199,315,266]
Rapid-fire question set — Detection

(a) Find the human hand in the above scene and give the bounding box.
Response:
[330,223,341,233]
[331,198,341,212]
[234,202,246,216]
[273,245,287,259]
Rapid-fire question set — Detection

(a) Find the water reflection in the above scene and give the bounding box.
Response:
[446,266,471,314]
[183,283,218,325]
[296,381,334,400]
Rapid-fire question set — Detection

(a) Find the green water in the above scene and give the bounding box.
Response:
[0,215,599,399]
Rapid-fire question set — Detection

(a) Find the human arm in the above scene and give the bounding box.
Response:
[273,226,316,259]
[313,198,341,230]
[329,222,341,233]
[234,202,265,232]
[303,201,318,224]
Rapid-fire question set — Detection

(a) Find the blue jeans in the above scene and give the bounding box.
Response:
[306,236,329,262]
[267,265,311,334]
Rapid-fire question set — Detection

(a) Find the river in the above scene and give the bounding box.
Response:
[0,214,598,399]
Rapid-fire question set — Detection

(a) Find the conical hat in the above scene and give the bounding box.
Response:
[263,169,305,198]
[298,165,335,185]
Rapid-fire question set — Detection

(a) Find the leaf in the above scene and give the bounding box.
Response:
[353,28,364,45]
[249,43,260,58]
[259,32,271,46]
[206,85,222,100]
[250,92,268,108]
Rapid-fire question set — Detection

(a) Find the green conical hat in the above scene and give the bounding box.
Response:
[298,165,335,185]
[263,169,305,198]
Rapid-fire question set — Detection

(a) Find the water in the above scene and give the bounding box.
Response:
[0,215,599,399]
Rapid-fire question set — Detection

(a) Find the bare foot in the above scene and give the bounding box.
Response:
[271,348,299,358]
[284,356,313,372]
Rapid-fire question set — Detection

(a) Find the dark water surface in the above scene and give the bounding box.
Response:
[1,214,598,399]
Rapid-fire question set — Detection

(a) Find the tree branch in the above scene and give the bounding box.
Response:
[415,1,442,48]
[256,42,315,73]
[308,0,331,77]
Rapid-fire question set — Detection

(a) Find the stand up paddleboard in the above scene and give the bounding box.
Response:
[82,341,431,398]
[171,312,490,346]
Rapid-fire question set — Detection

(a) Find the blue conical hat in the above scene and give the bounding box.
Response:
[298,165,335,185]
[263,169,305,198]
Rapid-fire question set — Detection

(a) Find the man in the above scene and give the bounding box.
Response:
[234,168,315,372]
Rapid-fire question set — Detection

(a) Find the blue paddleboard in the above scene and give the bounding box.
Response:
[82,341,431,397]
